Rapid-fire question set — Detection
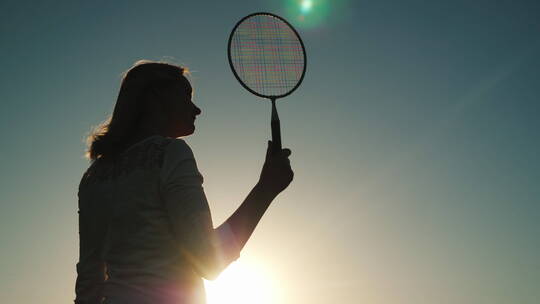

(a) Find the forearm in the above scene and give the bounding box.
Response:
[220,183,278,250]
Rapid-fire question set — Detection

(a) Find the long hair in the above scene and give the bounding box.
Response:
[86,60,187,161]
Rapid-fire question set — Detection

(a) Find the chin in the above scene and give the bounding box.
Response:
[176,125,195,137]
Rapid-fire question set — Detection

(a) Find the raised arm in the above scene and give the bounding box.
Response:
[161,139,293,280]
[221,140,293,251]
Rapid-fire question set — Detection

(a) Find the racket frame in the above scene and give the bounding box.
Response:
[227,12,307,100]
[227,12,307,153]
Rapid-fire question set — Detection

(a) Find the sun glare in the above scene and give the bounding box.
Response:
[300,0,313,13]
[286,0,333,29]
[204,260,279,304]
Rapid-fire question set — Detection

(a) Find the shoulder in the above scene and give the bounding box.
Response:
[165,138,193,155]
[160,138,203,183]
[161,137,199,173]
[163,138,195,162]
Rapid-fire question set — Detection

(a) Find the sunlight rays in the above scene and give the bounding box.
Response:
[204,259,280,304]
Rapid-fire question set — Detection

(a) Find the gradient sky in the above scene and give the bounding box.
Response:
[1,0,539,303]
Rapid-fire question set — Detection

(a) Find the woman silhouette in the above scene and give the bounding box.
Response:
[75,61,293,304]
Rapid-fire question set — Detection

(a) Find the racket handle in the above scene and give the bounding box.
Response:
[271,98,282,153]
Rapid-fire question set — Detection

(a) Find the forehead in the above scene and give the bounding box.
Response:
[175,76,192,94]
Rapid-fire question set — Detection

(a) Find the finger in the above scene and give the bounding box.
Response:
[266,141,273,158]
[283,158,291,168]
[281,148,292,158]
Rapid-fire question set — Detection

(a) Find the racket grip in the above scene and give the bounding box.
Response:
[271,99,282,153]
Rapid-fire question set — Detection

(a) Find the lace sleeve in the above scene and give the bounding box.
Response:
[160,139,239,279]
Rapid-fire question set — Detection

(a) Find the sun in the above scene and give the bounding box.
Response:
[300,0,313,13]
[204,259,279,304]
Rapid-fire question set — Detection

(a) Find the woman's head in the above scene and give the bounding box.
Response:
[86,60,201,160]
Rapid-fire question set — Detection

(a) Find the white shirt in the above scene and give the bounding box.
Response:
[75,136,239,304]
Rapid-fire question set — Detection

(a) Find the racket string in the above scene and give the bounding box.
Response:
[230,14,305,97]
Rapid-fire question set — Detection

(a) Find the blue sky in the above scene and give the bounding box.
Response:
[1,0,539,303]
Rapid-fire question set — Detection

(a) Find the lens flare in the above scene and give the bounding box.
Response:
[284,0,350,29]
[300,0,313,13]
[285,0,333,29]
[204,260,281,304]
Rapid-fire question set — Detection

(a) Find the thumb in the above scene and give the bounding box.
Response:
[281,148,292,158]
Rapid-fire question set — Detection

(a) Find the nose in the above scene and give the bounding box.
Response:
[194,104,202,116]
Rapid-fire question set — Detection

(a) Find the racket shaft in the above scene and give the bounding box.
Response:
[271,99,282,153]
[272,118,282,153]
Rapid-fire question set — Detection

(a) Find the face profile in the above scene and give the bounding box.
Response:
[161,76,202,138]
[140,72,202,139]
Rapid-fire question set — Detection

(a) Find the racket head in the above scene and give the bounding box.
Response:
[227,12,307,100]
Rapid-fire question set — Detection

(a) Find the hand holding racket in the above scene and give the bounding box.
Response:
[228,12,307,154]
[258,140,294,195]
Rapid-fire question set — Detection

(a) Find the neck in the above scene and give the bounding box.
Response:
[126,127,163,148]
